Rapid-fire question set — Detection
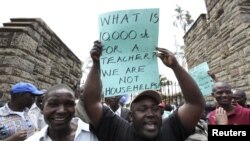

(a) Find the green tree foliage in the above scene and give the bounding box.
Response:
[173,5,194,33]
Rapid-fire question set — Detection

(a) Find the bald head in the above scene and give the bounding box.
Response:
[232,89,246,98]
[44,84,75,102]
[212,81,231,93]
[232,89,247,107]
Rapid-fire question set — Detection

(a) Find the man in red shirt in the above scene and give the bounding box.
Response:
[208,82,250,125]
[231,89,250,108]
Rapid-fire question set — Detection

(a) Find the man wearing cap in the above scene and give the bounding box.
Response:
[80,41,205,141]
[0,82,44,141]
[28,89,47,131]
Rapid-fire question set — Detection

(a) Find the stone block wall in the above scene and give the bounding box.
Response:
[184,0,250,101]
[0,18,82,103]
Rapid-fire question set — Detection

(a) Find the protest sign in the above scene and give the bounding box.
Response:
[99,8,160,97]
[189,62,213,96]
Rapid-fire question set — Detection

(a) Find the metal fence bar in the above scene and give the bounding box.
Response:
[160,81,183,107]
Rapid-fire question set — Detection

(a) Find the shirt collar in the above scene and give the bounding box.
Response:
[114,106,121,117]
[35,117,91,141]
[0,103,29,116]
[74,117,90,132]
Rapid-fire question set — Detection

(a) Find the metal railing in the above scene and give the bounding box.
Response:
[160,81,183,107]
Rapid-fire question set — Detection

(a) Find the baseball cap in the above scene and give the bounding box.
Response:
[131,90,162,105]
[11,82,44,96]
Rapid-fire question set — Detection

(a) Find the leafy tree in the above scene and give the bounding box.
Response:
[173,5,194,33]
[172,5,193,71]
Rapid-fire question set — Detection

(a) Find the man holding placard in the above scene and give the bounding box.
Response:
[81,39,205,140]
[80,8,204,141]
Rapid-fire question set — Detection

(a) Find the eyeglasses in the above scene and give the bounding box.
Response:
[215,90,232,95]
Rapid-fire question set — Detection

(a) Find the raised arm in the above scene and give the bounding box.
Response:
[208,71,219,82]
[157,47,205,129]
[81,40,103,128]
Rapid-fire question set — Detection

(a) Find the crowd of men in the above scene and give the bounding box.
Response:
[0,40,249,141]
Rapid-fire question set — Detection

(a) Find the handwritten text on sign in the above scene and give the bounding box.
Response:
[99,8,160,97]
[188,62,213,96]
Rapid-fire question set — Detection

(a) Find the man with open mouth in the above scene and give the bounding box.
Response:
[80,40,205,141]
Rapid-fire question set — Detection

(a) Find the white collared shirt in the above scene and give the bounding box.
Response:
[28,103,47,131]
[114,106,121,117]
[25,117,98,141]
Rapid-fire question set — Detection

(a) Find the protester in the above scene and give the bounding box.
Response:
[119,94,130,108]
[204,102,216,122]
[177,100,208,141]
[25,84,98,141]
[75,85,91,123]
[208,81,250,125]
[231,89,250,108]
[185,119,208,141]
[0,82,44,140]
[105,96,130,122]
[81,40,205,141]
[208,72,249,108]
[29,89,47,131]
[162,104,173,119]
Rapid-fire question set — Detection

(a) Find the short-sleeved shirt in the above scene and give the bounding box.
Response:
[90,106,193,141]
[75,100,91,123]
[0,104,36,140]
[28,103,47,131]
[208,104,250,125]
[25,117,98,141]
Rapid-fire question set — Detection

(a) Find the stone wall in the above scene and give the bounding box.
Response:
[184,0,250,101]
[0,18,82,103]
